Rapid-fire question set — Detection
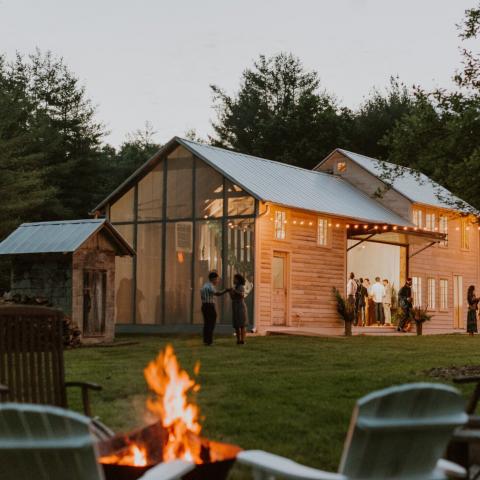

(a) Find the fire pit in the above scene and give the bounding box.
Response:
[98,345,241,480]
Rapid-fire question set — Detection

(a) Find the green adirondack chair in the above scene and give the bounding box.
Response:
[238,383,468,479]
[0,403,194,480]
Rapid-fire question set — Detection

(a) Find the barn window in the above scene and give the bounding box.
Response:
[274,211,286,240]
[317,218,329,246]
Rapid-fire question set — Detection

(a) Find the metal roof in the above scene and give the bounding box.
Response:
[0,219,135,256]
[332,149,475,213]
[177,139,412,226]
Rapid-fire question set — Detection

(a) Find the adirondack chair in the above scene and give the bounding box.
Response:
[0,305,101,418]
[0,402,194,480]
[238,383,468,480]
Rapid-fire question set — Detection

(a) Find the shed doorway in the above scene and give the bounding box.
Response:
[272,252,289,326]
[347,240,407,324]
[83,270,107,336]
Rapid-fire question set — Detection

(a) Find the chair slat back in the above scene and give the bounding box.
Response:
[339,383,468,479]
[0,306,67,408]
[0,403,104,480]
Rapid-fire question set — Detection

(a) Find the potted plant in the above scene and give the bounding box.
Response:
[411,306,432,336]
[332,287,355,336]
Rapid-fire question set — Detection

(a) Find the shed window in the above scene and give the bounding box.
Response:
[439,279,448,310]
[461,218,470,250]
[427,278,436,310]
[317,218,329,246]
[412,209,423,228]
[274,211,286,240]
[425,212,436,231]
[336,161,347,173]
[439,216,448,247]
[412,276,422,307]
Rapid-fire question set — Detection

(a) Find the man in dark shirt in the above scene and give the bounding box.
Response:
[398,278,413,332]
[200,271,229,345]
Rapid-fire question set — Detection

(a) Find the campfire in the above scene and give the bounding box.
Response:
[98,345,240,480]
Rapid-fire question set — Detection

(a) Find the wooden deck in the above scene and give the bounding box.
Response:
[263,324,465,337]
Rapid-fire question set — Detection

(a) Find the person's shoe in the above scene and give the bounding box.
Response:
[396,327,401,332]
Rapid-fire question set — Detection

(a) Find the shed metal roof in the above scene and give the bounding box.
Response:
[0,219,135,256]
[330,149,475,213]
[177,139,413,226]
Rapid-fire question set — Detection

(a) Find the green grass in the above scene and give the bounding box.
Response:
[65,334,480,477]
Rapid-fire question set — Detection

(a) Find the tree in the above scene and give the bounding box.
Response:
[8,50,106,218]
[0,55,56,239]
[97,122,161,199]
[345,77,417,160]
[210,53,349,169]
[382,3,480,211]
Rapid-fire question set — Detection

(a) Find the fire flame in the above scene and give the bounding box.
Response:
[144,344,202,463]
[101,444,148,467]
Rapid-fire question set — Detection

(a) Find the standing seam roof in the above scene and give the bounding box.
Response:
[0,219,134,255]
[177,138,413,226]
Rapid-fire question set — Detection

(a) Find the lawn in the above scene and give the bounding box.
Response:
[65,334,480,478]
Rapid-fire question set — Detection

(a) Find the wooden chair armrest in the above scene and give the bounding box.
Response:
[65,381,102,417]
[138,460,194,480]
[436,459,467,478]
[65,381,102,391]
[453,376,480,384]
[237,450,346,480]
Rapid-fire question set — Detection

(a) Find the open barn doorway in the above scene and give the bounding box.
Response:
[347,240,407,326]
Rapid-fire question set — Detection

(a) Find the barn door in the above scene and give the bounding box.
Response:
[272,252,288,326]
[83,270,107,336]
[453,275,463,329]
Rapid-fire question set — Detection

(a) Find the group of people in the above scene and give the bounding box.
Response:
[347,273,394,327]
[200,271,248,346]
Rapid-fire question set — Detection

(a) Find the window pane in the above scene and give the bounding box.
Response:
[167,147,193,219]
[440,279,448,309]
[136,223,162,324]
[193,221,222,324]
[226,181,254,216]
[224,218,254,325]
[427,278,435,309]
[274,211,286,240]
[114,224,134,324]
[195,161,223,218]
[138,163,163,220]
[413,209,422,228]
[412,276,422,307]
[317,218,329,246]
[439,216,448,246]
[165,222,193,324]
[110,188,135,222]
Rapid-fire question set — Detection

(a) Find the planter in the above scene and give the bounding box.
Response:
[345,320,353,337]
[415,321,423,336]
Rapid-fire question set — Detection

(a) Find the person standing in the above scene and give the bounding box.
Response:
[200,271,229,345]
[364,278,375,326]
[356,278,368,326]
[398,278,413,332]
[382,279,393,325]
[347,272,357,320]
[229,273,249,344]
[467,285,479,336]
[371,277,386,325]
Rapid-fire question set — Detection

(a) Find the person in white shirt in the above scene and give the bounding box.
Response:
[346,272,357,315]
[382,279,393,325]
[371,277,386,325]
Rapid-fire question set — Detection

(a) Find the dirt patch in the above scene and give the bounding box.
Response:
[426,365,480,380]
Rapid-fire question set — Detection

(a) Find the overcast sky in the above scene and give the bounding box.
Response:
[0,0,474,146]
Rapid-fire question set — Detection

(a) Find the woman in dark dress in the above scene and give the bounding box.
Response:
[229,273,248,344]
[467,285,479,336]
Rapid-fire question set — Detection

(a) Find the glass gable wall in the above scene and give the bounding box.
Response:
[108,145,256,327]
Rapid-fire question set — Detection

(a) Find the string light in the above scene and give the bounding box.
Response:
[300,220,305,225]
[393,226,398,231]
[354,225,359,229]
[363,225,368,229]
[335,223,340,228]
[346,224,350,229]
[382,225,388,230]
[403,227,408,230]
[374,225,379,230]
[308,221,313,226]
[293,220,297,225]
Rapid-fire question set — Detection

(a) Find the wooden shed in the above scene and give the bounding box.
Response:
[0,219,134,343]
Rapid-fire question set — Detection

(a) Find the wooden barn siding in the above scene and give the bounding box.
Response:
[72,232,117,342]
[316,152,412,221]
[409,209,480,333]
[255,204,346,331]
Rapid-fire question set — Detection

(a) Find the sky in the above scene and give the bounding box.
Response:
[0,0,475,146]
